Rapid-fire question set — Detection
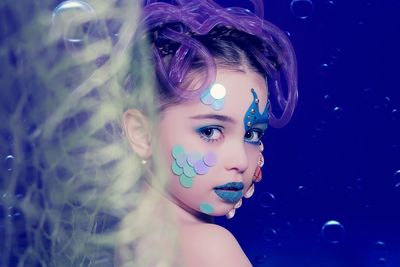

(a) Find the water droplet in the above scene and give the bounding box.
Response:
[263,228,278,242]
[258,192,276,208]
[52,0,95,49]
[321,220,345,244]
[290,0,314,19]
[5,155,15,171]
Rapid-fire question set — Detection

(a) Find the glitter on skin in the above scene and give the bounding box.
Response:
[199,202,214,214]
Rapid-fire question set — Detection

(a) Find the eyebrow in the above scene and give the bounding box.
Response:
[189,114,236,124]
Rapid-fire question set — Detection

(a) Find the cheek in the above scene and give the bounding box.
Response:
[244,147,261,185]
[170,144,217,189]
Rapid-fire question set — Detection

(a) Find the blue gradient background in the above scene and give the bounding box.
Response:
[1,0,399,266]
[215,1,400,266]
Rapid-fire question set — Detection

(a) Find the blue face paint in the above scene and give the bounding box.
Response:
[243,88,270,131]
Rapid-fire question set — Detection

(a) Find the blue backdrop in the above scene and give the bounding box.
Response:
[0,0,399,266]
[216,1,400,266]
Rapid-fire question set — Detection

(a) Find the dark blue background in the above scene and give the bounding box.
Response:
[1,0,399,266]
[215,1,400,266]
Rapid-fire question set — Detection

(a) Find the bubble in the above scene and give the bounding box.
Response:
[394,170,400,183]
[52,0,95,47]
[258,191,276,208]
[5,155,15,171]
[395,182,400,193]
[296,185,309,196]
[319,63,329,75]
[377,257,387,265]
[392,109,399,121]
[329,47,342,61]
[263,228,278,242]
[321,220,345,243]
[383,96,391,109]
[332,106,344,119]
[374,240,387,253]
[254,253,268,265]
[290,0,314,19]
[314,120,327,132]
[325,0,336,9]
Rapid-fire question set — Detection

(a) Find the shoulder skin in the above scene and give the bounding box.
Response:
[178,223,253,267]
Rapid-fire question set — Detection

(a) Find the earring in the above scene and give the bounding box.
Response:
[226,141,264,219]
[244,183,255,198]
[226,208,236,219]
[225,198,242,219]
[253,141,264,183]
[141,159,147,165]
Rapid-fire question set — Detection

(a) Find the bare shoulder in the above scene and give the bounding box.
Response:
[179,223,253,267]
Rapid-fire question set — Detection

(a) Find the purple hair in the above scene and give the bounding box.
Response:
[136,0,298,128]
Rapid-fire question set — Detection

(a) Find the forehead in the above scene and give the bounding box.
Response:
[173,69,269,117]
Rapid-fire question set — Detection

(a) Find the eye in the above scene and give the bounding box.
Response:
[244,129,264,144]
[196,126,224,143]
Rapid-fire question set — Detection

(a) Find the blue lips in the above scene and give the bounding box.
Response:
[213,182,244,203]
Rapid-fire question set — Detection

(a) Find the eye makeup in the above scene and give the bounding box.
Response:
[243,88,270,132]
[195,125,224,143]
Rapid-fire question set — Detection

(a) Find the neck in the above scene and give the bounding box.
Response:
[143,180,215,225]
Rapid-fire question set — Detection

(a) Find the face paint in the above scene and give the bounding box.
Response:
[171,145,217,188]
[244,88,270,131]
[200,83,226,111]
[199,202,214,214]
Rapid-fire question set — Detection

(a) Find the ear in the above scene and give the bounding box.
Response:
[122,109,153,159]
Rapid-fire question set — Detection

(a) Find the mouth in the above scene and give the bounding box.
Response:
[213,182,244,203]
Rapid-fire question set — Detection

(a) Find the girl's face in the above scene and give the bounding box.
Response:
[157,68,268,217]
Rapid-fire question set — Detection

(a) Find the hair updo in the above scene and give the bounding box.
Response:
[130,0,298,128]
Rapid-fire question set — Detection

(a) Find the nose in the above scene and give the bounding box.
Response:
[223,140,249,174]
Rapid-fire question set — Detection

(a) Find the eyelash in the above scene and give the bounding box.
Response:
[196,126,264,144]
[196,126,224,143]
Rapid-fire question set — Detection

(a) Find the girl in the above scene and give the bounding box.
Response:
[0,0,297,266]
[120,0,298,266]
